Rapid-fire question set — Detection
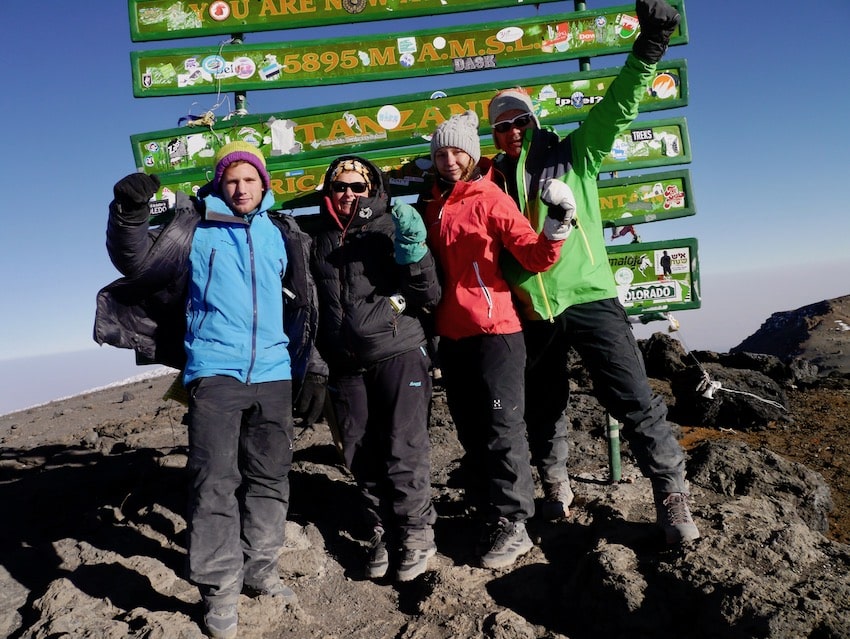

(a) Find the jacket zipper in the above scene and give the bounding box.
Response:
[197,248,216,333]
[472,261,493,319]
[246,226,258,384]
[517,136,556,323]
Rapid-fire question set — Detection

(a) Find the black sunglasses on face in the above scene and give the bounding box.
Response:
[492,113,534,134]
[330,181,368,194]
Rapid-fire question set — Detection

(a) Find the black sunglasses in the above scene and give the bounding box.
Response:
[330,181,368,194]
[492,113,534,134]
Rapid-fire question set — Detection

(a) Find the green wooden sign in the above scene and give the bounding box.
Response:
[148,117,690,210]
[131,2,687,96]
[603,116,690,172]
[607,237,700,315]
[131,60,687,172]
[599,169,694,228]
[129,0,564,42]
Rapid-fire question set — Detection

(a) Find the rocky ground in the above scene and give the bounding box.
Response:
[2,341,849,638]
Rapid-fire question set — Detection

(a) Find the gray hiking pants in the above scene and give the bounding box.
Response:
[186,376,293,607]
[523,297,686,494]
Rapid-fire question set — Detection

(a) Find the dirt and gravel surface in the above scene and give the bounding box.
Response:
[1,362,849,638]
[678,386,850,545]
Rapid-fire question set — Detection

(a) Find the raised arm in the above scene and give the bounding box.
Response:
[573,0,680,174]
[106,172,160,276]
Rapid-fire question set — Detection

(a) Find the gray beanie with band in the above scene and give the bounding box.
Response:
[430,110,481,165]
[487,88,540,128]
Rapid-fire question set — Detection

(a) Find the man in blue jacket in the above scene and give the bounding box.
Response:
[96,142,309,639]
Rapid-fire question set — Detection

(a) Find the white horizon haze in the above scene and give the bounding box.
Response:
[3,258,847,416]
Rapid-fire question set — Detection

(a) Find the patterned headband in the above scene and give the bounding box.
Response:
[330,159,373,191]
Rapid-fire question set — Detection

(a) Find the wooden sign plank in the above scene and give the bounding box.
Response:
[131,60,687,172]
[607,237,700,315]
[146,117,691,211]
[131,2,687,96]
[129,0,565,42]
[599,169,695,228]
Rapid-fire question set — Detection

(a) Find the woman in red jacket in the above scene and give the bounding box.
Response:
[416,110,571,569]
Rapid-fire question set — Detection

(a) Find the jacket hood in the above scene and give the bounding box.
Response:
[319,155,389,230]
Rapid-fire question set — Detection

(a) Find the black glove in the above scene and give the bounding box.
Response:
[113,173,161,209]
[295,373,327,427]
[632,0,680,64]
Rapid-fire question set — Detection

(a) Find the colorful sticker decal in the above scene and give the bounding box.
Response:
[149,118,690,212]
[130,3,687,96]
[603,118,690,171]
[130,61,687,173]
[129,0,567,42]
[598,169,695,228]
[607,238,700,315]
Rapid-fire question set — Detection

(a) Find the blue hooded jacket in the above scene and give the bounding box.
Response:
[183,189,291,385]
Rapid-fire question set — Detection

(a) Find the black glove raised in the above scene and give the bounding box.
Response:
[113,173,161,209]
[632,0,680,64]
[295,372,327,427]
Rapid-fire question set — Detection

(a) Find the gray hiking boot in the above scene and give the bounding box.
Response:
[243,577,298,606]
[480,518,533,569]
[203,603,237,639]
[366,526,390,579]
[655,492,701,544]
[396,543,437,582]
[540,479,574,520]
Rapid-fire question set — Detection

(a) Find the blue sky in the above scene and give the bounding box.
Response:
[1,1,849,414]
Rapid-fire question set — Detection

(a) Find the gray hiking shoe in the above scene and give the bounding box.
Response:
[366,526,390,579]
[396,543,437,582]
[243,578,298,606]
[540,479,574,520]
[655,492,701,544]
[204,604,237,639]
[480,518,533,569]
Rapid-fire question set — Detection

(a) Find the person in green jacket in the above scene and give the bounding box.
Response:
[487,0,700,544]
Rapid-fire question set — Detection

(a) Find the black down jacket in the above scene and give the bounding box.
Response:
[93,190,323,387]
[311,155,440,374]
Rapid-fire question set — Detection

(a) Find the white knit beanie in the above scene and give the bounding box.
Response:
[430,110,481,165]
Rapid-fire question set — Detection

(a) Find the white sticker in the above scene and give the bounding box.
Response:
[496,27,524,43]
[539,84,557,100]
[433,36,447,50]
[397,37,418,54]
[234,57,255,80]
[209,1,230,21]
[614,267,634,286]
[377,105,402,130]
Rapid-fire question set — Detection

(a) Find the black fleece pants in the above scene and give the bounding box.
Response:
[439,332,536,523]
[328,346,436,548]
[523,297,687,494]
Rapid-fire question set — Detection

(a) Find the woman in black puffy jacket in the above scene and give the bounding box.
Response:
[311,155,441,582]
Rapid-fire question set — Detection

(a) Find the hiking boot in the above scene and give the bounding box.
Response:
[366,526,390,579]
[655,492,701,544]
[243,578,298,606]
[204,604,237,639]
[396,543,437,582]
[540,479,574,520]
[480,518,533,569]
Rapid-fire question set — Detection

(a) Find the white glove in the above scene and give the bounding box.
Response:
[541,178,577,225]
[543,215,573,241]
[541,179,576,241]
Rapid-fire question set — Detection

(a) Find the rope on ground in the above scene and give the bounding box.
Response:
[636,311,788,412]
